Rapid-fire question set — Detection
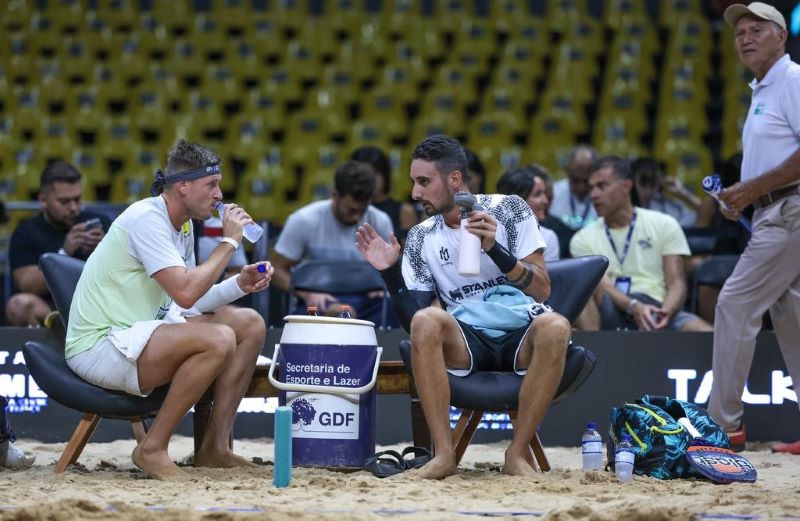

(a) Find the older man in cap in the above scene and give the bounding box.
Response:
[709,2,800,454]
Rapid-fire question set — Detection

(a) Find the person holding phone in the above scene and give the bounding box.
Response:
[6,161,110,326]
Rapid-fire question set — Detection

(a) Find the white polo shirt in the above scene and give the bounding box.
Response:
[741,54,800,182]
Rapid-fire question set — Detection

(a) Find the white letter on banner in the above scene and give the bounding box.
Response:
[668,369,697,401]
[694,370,714,403]
[0,374,26,397]
[742,384,770,404]
[12,351,25,365]
[28,376,47,398]
[0,351,9,364]
[771,371,797,404]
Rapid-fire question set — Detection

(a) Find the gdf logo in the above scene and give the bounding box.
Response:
[319,412,355,427]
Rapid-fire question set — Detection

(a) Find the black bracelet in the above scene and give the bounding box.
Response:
[380,261,406,294]
[485,242,517,273]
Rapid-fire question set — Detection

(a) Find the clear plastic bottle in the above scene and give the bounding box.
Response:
[338,304,352,319]
[214,201,264,243]
[615,434,635,483]
[581,422,603,470]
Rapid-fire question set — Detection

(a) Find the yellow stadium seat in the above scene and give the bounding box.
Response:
[72,148,109,196]
[545,0,588,33]
[659,0,702,29]
[361,87,408,142]
[240,156,288,223]
[348,120,393,151]
[1,1,31,32]
[318,64,361,108]
[297,145,343,203]
[410,112,466,146]
[662,144,713,188]
[419,89,467,128]
[396,19,445,63]
[479,87,529,135]
[282,40,325,86]
[376,63,424,106]
[430,66,478,107]
[334,40,381,85]
[535,90,591,136]
[245,16,286,62]
[263,65,304,107]
[110,146,161,204]
[603,0,649,30]
[241,84,288,136]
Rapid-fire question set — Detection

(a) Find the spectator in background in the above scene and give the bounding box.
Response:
[570,157,712,332]
[496,165,561,261]
[631,158,699,228]
[7,161,110,326]
[464,148,486,195]
[271,161,393,320]
[549,144,599,231]
[351,146,418,241]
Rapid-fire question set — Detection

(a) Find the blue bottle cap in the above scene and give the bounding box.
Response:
[587,422,598,429]
[257,264,267,273]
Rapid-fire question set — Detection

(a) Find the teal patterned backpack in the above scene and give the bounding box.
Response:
[607,395,730,480]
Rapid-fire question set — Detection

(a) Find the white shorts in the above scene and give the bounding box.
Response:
[66,320,167,397]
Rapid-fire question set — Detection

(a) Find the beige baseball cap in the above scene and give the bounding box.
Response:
[723,2,786,30]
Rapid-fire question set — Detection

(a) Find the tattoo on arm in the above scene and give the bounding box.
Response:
[509,262,534,290]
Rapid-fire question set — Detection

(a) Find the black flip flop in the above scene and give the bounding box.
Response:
[363,449,405,478]
[401,446,432,470]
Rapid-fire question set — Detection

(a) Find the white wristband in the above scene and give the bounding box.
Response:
[626,298,639,315]
[220,237,239,250]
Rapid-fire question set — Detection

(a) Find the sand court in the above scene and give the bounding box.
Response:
[0,436,798,520]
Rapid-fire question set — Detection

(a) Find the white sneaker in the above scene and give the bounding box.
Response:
[0,441,36,470]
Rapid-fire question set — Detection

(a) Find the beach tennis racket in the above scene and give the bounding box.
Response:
[678,417,757,484]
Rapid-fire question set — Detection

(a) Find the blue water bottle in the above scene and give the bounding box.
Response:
[615,434,635,483]
[273,406,292,488]
[702,175,752,231]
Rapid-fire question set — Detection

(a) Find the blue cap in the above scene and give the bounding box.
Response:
[587,422,598,429]
[257,264,267,273]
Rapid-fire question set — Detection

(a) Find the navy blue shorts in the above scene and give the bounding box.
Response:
[451,319,534,377]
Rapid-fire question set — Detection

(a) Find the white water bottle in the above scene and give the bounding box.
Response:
[581,422,603,470]
[615,434,635,483]
[454,192,481,276]
[214,201,264,243]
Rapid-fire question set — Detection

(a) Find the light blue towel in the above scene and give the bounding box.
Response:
[451,285,543,338]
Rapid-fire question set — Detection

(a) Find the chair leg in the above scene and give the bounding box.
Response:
[130,417,148,444]
[452,409,483,465]
[530,431,551,472]
[509,410,550,472]
[55,413,101,474]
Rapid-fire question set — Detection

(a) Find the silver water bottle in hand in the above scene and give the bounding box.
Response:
[215,201,264,243]
[454,192,481,276]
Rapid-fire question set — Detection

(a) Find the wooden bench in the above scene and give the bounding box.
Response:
[192,361,429,453]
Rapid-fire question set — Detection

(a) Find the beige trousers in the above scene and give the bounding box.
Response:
[708,194,800,431]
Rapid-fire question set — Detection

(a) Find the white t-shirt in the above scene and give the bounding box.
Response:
[541,226,560,262]
[741,54,800,182]
[275,199,393,262]
[402,194,547,312]
[549,178,597,230]
[66,196,195,358]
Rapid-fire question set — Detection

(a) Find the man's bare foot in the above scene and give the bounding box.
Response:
[502,453,537,477]
[131,445,187,480]
[195,448,258,468]
[413,453,457,479]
